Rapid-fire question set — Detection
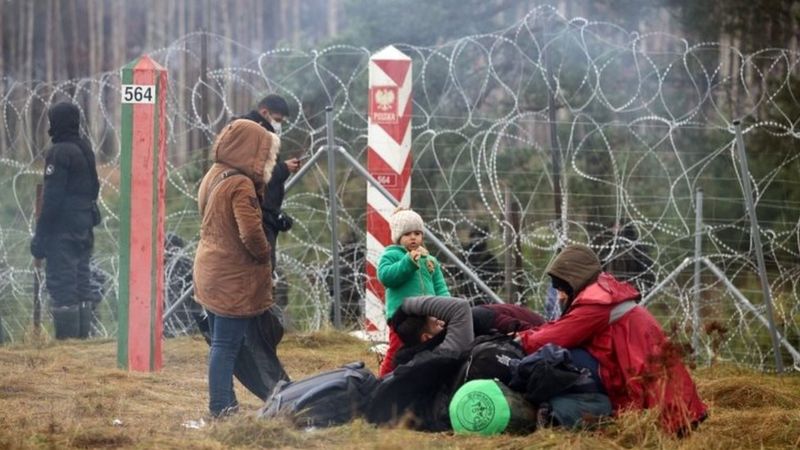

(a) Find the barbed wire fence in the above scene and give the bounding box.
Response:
[1,6,798,371]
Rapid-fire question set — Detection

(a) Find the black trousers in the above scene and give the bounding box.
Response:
[235,306,290,399]
[44,229,93,308]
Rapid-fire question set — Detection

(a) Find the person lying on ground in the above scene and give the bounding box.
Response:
[391,295,473,365]
[367,295,472,431]
[515,244,708,435]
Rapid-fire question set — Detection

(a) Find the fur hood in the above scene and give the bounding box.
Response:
[213,119,279,193]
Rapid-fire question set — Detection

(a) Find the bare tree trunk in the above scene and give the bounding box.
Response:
[328,0,339,37]
[14,1,24,84]
[26,0,34,82]
[186,0,198,162]
[292,0,300,46]
[19,0,34,84]
[103,0,126,161]
[146,0,155,51]
[280,0,288,44]
[220,1,235,108]
[176,0,187,166]
[26,0,36,159]
[45,2,54,84]
[115,2,126,67]
[793,9,800,67]
[201,0,215,162]
[0,0,5,156]
[98,1,107,71]
[255,0,265,48]
[88,3,98,77]
[68,0,80,81]
[52,0,65,81]
[147,0,169,52]
[92,0,107,146]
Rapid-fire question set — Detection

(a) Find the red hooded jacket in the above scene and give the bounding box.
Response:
[519,246,707,434]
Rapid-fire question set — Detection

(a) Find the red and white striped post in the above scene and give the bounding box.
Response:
[365,46,413,338]
[117,55,167,371]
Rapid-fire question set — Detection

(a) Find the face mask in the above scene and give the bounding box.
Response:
[270,121,282,136]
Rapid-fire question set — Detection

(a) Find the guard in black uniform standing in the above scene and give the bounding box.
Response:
[30,102,101,340]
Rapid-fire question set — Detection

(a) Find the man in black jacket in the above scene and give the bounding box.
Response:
[30,102,100,340]
[238,94,302,270]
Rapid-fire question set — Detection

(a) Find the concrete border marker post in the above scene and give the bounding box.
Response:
[118,55,168,372]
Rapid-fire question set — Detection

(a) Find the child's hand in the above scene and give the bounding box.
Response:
[409,249,422,262]
[417,246,429,257]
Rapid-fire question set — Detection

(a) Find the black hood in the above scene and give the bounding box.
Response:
[48,102,82,142]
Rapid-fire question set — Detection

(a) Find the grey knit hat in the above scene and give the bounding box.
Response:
[389,208,425,244]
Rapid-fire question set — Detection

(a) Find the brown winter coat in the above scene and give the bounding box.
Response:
[193,119,279,317]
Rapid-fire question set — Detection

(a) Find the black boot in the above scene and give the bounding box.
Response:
[78,302,98,339]
[51,305,81,340]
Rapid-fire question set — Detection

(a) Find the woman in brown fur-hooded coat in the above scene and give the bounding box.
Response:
[193,119,279,417]
[194,119,279,317]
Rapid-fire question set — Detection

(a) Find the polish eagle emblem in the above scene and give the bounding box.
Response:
[375,88,396,111]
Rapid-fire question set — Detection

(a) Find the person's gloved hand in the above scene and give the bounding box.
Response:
[30,235,46,259]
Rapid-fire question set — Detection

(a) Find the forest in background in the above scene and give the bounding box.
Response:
[1,0,799,172]
[1,0,797,82]
[2,0,800,276]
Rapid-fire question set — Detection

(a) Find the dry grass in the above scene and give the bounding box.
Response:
[0,331,798,449]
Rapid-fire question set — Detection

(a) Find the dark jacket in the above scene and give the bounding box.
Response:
[508,343,602,405]
[36,103,99,236]
[370,297,474,431]
[236,110,291,230]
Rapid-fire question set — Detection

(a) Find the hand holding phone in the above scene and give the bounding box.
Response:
[286,154,310,173]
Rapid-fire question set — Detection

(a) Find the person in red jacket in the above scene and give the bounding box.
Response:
[516,244,707,435]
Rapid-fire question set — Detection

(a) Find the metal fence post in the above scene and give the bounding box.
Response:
[326,106,342,329]
[733,121,784,373]
[692,187,703,362]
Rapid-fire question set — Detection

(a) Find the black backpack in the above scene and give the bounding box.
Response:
[259,361,378,427]
[461,334,525,385]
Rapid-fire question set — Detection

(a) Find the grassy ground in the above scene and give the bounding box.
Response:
[0,331,798,450]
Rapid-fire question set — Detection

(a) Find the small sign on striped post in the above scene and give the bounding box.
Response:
[117,55,167,372]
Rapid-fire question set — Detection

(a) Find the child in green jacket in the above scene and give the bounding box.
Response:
[377,207,451,376]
